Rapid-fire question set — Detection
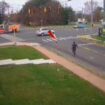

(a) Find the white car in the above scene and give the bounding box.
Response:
[36,27,54,36]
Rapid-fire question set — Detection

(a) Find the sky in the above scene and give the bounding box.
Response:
[60,0,103,11]
[0,0,103,11]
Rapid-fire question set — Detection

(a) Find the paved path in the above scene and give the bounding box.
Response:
[0,59,55,65]
[34,45,105,93]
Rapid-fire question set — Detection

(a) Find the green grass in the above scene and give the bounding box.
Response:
[0,65,105,105]
[0,46,105,105]
[0,46,47,60]
[96,36,105,42]
[95,36,105,46]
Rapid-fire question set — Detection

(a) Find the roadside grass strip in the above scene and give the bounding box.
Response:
[79,35,104,43]
[0,59,56,66]
[79,35,97,41]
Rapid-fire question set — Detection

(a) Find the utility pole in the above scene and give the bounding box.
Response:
[91,0,93,27]
[104,0,105,20]
[82,8,84,19]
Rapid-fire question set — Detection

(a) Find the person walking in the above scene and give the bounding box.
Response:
[72,41,78,56]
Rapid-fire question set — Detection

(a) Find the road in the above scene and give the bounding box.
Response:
[0,26,105,77]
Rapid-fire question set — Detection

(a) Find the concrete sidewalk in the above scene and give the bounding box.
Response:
[34,45,105,93]
[0,59,55,66]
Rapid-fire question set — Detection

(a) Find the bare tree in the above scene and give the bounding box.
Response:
[94,7,102,22]
[0,1,9,15]
[84,0,98,23]
[0,1,9,24]
[84,0,98,14]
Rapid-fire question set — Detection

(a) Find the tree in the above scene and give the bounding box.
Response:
[84,0,98,14]
[0,1,9,24]
[18,0,75,26]
[84,0,98,22]
[62,7,75,25]
[76,11,83,19]
[94,7,102,22]
[19,0,64,25]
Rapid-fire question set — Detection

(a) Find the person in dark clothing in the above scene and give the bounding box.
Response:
[98,27,102,37]
[72,41,78,56]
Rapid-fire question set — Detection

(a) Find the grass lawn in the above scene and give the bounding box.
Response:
[0,46,105,105]
[0,46,47,60]
[96,36,105,42]
[0,65,105,105]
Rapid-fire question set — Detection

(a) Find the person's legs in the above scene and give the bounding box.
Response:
[74,50,76,56]
[72,49,75,56]
[72,49,76,56]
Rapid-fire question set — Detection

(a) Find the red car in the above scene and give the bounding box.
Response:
[0,28,5,34]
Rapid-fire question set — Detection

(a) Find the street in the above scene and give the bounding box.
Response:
[0,26,105,77]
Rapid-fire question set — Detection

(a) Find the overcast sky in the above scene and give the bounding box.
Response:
[0,0,103,11]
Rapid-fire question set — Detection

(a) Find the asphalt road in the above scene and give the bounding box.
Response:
[0,26,105,77]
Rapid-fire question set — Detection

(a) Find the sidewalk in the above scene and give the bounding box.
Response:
[0,59,55,65]
[34,45,105,93]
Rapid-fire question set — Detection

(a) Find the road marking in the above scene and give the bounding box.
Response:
[79,43,95,47]
[0,34,24,42]
[46,39,52,41]
[42,39,52,42]
[82,46,105,57]
[41,36,105,58]
[42,36,80,42]
[42,34,97,43]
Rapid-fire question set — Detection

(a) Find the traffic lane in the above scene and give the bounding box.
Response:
[41,38,105,75]
[15,27,98,43]
[84,44,105,56]
[55,28,98,37]
[17,31,97,43]
[61,39,105,72]
[0,36,11,43]
[78,46,105,72]
[14,28,43,42]
[1,27,105,75]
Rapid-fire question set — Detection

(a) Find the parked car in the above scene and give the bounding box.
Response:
[0,29,5,34]
[0,23,20,33]
[0,25,5,34]
[36,27,54,36]
[73,22,87,29]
